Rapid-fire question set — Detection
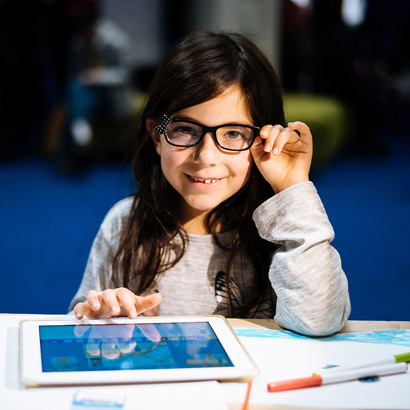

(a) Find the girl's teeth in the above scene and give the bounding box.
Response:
[192,177,217,183]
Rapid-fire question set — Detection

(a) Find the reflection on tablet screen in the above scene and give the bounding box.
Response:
[39,322,233,372]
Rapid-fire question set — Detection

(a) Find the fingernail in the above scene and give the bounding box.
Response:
[91,302,99,309]
[264,143,271,152]
[75,311,82,319]
[273,147,279,155]
[261,130,268,137]
[129,309,137,319]
[112,306,120,314]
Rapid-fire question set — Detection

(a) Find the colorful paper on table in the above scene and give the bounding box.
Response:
[221,328,410,409]
[233,328,410,347]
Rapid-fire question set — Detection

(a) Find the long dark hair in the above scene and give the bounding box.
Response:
[113,32,285,317]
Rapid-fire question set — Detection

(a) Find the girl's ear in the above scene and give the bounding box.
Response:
[146,118,161,155]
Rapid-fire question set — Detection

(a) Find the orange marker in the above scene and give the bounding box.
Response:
[267,362,408,393]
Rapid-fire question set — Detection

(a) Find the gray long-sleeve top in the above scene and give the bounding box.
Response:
[69,182,351,336]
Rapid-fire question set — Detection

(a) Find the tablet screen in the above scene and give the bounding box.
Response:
[39,322,233,372]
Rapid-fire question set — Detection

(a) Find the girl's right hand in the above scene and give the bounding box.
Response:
[73,288,162,320]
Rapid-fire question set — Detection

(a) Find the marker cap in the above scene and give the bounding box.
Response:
[394,352,410,363]
[267,374,322,392]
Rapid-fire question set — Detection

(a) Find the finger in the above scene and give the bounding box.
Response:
[116,288,139,319]
[272,127,300,155]
[288,121,312,142]
[100,289,121,316]
[136,293,163,316]
[260,124,283,152]
[86,290,101,311]
[140,290,161,317]
[259,124,274,141]
[74,303,104,320]
[74,302,91,320]
[249,135,266,161]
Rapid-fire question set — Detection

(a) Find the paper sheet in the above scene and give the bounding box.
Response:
[222,333,410,409]
[1,381,229,410]
[234,327,410,347]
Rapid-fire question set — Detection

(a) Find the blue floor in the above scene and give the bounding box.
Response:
[1,136,409,320]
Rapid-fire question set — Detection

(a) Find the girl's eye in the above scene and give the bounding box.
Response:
[171,125,203,137]
[175,126,195,135]
[230,131,242,139]
[224,130,246,140]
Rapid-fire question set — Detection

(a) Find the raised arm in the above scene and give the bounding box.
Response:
[253,182,351,336]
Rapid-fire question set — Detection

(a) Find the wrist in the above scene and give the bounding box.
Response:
[271,178,310,194]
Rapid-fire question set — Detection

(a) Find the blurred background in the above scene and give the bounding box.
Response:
[1,0,409,320]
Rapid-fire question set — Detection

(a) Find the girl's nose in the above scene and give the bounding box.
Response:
[192,132,220,165]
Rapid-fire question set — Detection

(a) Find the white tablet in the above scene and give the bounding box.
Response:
[19,316,258,387]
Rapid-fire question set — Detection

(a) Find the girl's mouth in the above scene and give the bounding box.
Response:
[187,175,221,184]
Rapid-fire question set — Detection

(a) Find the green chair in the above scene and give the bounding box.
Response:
[283,93,353,170]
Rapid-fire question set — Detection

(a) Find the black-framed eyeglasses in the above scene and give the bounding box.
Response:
[154,114,260,152]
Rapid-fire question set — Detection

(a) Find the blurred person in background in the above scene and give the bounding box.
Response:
[282,0,410,156]
[58,10,132,174]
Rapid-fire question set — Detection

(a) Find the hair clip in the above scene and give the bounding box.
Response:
[155,114,173,135]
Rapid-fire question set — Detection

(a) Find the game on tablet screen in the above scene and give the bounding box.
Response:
[39,322,233,372]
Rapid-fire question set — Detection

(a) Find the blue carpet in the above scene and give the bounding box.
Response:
[1,137,409,320]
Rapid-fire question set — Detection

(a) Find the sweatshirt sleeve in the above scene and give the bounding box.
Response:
[252,181,351,336]
[68,198,132,312]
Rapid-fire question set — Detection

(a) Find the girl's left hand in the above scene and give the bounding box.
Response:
[250,121,313,193]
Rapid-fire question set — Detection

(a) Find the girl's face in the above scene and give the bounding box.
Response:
[151,85,254,231]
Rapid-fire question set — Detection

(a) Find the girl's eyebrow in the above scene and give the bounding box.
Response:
[171,114,197,122]
[172,114,254,127]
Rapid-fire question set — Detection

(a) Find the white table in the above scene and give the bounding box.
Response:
[2,314,410,410]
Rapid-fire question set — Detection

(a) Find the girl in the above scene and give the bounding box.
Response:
[70,32,350,336]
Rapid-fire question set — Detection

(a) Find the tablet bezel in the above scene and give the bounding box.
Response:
[19,315,258,387]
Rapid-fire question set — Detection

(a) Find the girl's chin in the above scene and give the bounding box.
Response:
[183,198,224,214]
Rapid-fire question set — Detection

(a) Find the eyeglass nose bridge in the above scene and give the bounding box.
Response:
[196,124,258,151]
[194,125,221,148]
